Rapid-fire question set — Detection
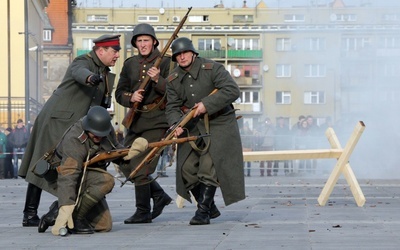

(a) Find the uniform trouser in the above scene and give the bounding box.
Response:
[79,168,115,232]
[120,128,165,183]
[181,150,219,191]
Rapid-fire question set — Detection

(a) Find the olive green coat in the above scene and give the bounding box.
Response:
[166,57,245,206]
[115,49,172,182]
[19,50,116,195]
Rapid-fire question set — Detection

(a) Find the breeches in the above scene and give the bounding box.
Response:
[81,169,114,232]
[181,150,218,190]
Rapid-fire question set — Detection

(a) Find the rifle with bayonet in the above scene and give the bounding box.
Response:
[120,89,218,187]
[121,7,193,128]
[84,135,204,166]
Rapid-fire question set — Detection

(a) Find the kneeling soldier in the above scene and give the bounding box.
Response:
[37,106,123,235]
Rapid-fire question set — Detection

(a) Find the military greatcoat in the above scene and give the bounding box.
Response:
[115,49,172,182]
[166,57,245,206]
[19,50,116,195]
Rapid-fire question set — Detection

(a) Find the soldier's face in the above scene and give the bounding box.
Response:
[135,35,155,56]
[88,132,104,144]
[175,51,195,69]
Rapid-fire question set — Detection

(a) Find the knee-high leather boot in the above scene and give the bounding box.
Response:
[22,183,42,227]
[189,184,217,225]
[38,200,58,233]
[149,179,172,219]
[124,184,152,224]
[190,184,220,219]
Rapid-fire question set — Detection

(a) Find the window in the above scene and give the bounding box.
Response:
[334,14,357,22]
[82,38,94,50]
[276,91,291,104]
[305,64,326,77]
[233,15,254,23]
[383,14,400,21]
[304,91,325,104]
[43,30,52,42]
[43,61,48,80]
[188,15,209,22]
[383,63,400,77]
[379,37,400,48]
[284,14,305,22]
[87,14,108,22]
[229,38,260,50]
[276,64,291,77]
[138,16,159,22]
[238,91,260,104]
[198,38,221,51]
[276,38,291,51]
[342,37,371,51]
[306,38,326,51]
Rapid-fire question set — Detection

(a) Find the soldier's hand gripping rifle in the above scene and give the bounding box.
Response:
[121,7,193,128]
[83,135,205,166]
[120,89,218,187]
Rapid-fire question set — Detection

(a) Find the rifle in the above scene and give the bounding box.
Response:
[84,135,205,166]
[120,89,218,187]
[121,7,193,128]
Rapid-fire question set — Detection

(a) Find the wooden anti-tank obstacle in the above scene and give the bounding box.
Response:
[176,121,366,208]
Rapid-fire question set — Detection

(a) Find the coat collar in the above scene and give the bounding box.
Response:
[176,57,201,82]
[138,48,161,64]
[89,50,110,73]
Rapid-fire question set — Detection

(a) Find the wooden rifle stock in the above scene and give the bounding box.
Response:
[84,135,204,167]
[121,7,193,128]
[121,88,218,187]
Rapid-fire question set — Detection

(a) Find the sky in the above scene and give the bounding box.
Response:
[75,0,400,9]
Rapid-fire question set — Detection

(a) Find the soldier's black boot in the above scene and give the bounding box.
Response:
[38,200,59,233]
[190,184,220,219]
[124,184,152,224]
[189,184,217,225]
[22,183,42,227]
[70,193,98,234]
[150,179,172,219]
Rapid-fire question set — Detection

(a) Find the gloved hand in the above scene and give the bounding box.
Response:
[51,205,75,236]
[123,137,148,160]
[88,74,103,86]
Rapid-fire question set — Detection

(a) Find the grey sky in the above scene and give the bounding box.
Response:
[75,0,400,9]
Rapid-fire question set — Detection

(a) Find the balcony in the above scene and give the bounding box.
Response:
[77,49,91,56]
[197,49,263,59]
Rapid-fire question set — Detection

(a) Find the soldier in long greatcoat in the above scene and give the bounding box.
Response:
[166,37,245,225]
[18,34,121,227]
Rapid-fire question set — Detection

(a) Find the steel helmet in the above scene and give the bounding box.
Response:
[171,37,198,62]
[131,23,159,48]
[82,106,112,137]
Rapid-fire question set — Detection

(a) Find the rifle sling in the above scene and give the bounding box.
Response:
[188,113,210,154]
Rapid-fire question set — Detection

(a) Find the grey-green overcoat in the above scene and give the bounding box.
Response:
[19,50,116,195]
[166,57,245,206]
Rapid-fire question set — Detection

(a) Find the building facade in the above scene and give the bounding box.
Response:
[0,0,49,128]
[70,1,400,131]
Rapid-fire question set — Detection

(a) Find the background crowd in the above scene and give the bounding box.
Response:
[240,115,335,177]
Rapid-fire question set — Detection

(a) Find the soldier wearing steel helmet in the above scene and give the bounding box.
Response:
[37,106,124,235]
[166,37,245,225]
[19,34,122,228]
[115,23,173,224]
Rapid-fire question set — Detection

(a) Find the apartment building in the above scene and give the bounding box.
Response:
[70,1,400,131]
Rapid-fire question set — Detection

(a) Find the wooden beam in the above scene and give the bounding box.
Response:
[243,149,342,161]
